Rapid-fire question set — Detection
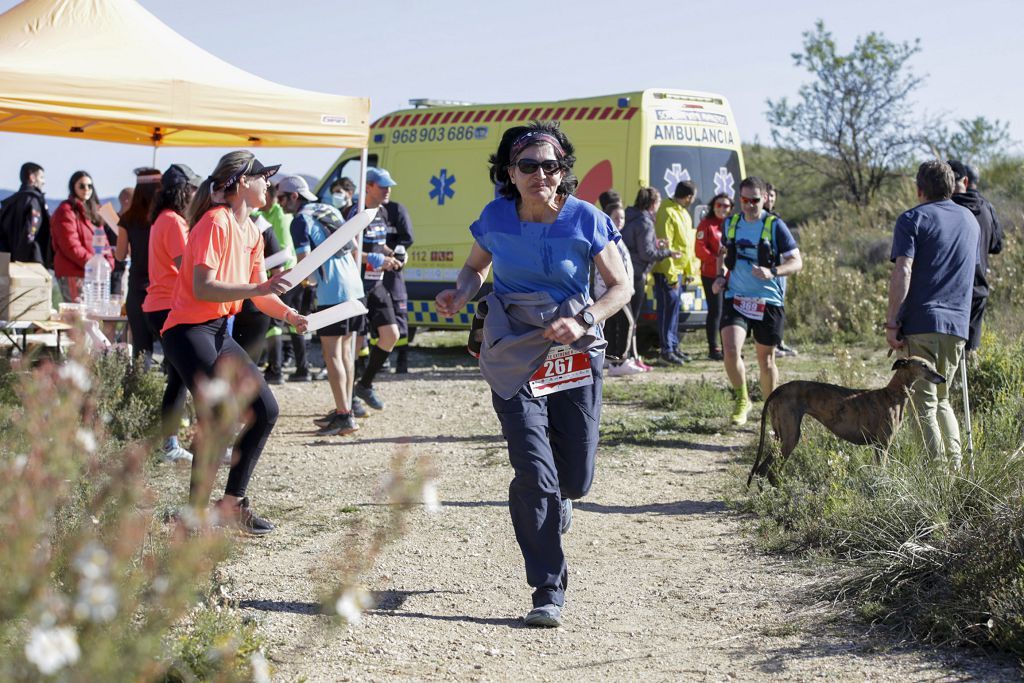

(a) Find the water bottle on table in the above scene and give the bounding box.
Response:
[83,227,111,315]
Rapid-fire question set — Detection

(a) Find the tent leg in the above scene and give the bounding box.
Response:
[358,147,368,213]
[152,146,159,168]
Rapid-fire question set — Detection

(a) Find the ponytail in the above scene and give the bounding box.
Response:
[185,150,255,228]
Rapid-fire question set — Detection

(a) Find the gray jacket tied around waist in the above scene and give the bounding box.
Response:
[479,291,606,400]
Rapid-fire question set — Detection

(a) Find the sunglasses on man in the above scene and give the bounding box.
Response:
[511,158,563,175]
[740,196,762,205]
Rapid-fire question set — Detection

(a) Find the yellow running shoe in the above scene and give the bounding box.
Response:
[731,395,751,426]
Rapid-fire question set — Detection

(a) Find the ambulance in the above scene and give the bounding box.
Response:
[314,88,745,342]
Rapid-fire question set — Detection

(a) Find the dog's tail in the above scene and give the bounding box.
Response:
[747,395,773,488]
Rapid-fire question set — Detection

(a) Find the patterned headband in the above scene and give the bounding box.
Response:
[510,131,565,161]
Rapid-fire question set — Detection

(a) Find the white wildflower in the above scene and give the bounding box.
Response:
[58,360,92,392]
[422,481,441,514]
[199,377,231,405]
[73,542,110,581]
[24,626,80,675]
[12,454,28,473]
[250,650,271,683]
[73,579,118,623]
[335,589,363,625]
[75,429,97,453]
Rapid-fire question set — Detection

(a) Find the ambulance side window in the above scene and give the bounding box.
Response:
[318,154,379,204]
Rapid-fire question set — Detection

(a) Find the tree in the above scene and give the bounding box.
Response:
[922,116,1013,167]
[767,21,923,203]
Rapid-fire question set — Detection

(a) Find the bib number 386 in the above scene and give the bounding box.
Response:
[529,345,594,397]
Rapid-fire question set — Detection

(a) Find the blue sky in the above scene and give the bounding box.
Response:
[1,0,1019,198]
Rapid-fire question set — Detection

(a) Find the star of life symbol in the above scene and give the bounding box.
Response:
[429,168,456,206]
[663,163,690,197]
[714,166,735,197]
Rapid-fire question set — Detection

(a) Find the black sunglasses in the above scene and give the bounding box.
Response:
[512,158,563,175]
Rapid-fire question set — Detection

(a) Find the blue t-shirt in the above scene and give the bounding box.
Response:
[290,203,364,307]
[890,199,978,338]
[470,195,617,302]
[723,212,798,306]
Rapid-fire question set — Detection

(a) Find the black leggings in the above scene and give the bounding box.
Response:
[127,286,154,360]
[162,317,279,502]
[701,275,724,352]
[232,300,271,364]
[604,308,631,360]
[146,309,187,437]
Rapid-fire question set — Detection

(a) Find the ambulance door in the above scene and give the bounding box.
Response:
[649,145,703,222]
[316,154,379,205]
[697,147,741,219]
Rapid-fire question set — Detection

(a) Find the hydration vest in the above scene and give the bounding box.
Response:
[724,213,777,271]
[299,202,355,282]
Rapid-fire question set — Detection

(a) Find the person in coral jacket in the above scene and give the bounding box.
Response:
[695,192,733,360]
[51,171,113,302]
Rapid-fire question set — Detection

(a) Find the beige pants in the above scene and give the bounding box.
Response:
[905,332,965,467]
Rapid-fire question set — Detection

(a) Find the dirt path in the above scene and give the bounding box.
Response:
[208,345,1017,681]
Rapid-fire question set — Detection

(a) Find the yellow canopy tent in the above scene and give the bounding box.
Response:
[0,0,370,150]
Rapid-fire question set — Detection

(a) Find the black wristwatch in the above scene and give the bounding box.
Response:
[770,266,779,277]
[577,309,596,327]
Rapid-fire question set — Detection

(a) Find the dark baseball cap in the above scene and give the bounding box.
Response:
[162,163,202,190]
[946,159,969,181]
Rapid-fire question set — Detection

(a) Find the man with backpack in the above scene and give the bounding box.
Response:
[278,174,365,436]
[0,162,51,266]
[712,176,803,425]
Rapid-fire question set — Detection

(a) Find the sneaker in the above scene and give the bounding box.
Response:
[355,384,385,410]
[672,351,692,363]
[352,396,369,419]
[313,367,328,381]
[264,371,284,385]
[731,394,752,426]
[560,498,573,535]
[162,444,194,463]
[635,359,653,372]
[316,412,359,436]
[524,604,562,628]
[776,342,798,358]
[212,497,275,536]
[660,352,684,366]
[313,410,337,428]
[708,349,724,361]
[608,360,644,377]
[288,369,312,382]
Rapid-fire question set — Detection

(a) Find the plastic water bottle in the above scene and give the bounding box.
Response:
[393,245,407,270]
[83,227,111,315]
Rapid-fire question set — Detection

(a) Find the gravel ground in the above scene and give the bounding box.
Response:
[169,340,1020,681]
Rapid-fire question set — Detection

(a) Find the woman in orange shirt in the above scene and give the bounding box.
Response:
[143,164,201,463]
[161,151,306,535]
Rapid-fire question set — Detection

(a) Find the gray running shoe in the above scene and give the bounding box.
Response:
[352,397,369,418]
[524,604,562,628]
[560,498,573,535]
[355,384,385,410]
[313,410,336,428]
[316,413,358,437]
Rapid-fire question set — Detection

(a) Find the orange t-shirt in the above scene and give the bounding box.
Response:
[162,206,265,333]
[143,209,189,313]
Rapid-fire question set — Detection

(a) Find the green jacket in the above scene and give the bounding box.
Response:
[254,203,296,271]
[652,197,699,280]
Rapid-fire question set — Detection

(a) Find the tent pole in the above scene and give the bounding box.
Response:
[358,147,368,213]
[152,146,158,168]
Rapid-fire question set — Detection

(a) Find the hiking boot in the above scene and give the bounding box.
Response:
[316,412,359,436]
[352,396,369,418]
[524,604,562,628]
[264,370,284,385]
[708,348,724,361]
[560,498,573,535]
[660,352,685,366]
[672,351,692,363]
[731,394,751,426]
[288,369,312,382]
[355,384,385,410]
[212,497,275,536]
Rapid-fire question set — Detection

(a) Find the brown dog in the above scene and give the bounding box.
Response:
[747,357,946,486]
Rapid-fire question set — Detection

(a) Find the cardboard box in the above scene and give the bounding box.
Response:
[0,252,53,321]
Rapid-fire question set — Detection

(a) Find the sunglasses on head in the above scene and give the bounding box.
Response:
[512,158,563,175]
[740,196,762,205]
